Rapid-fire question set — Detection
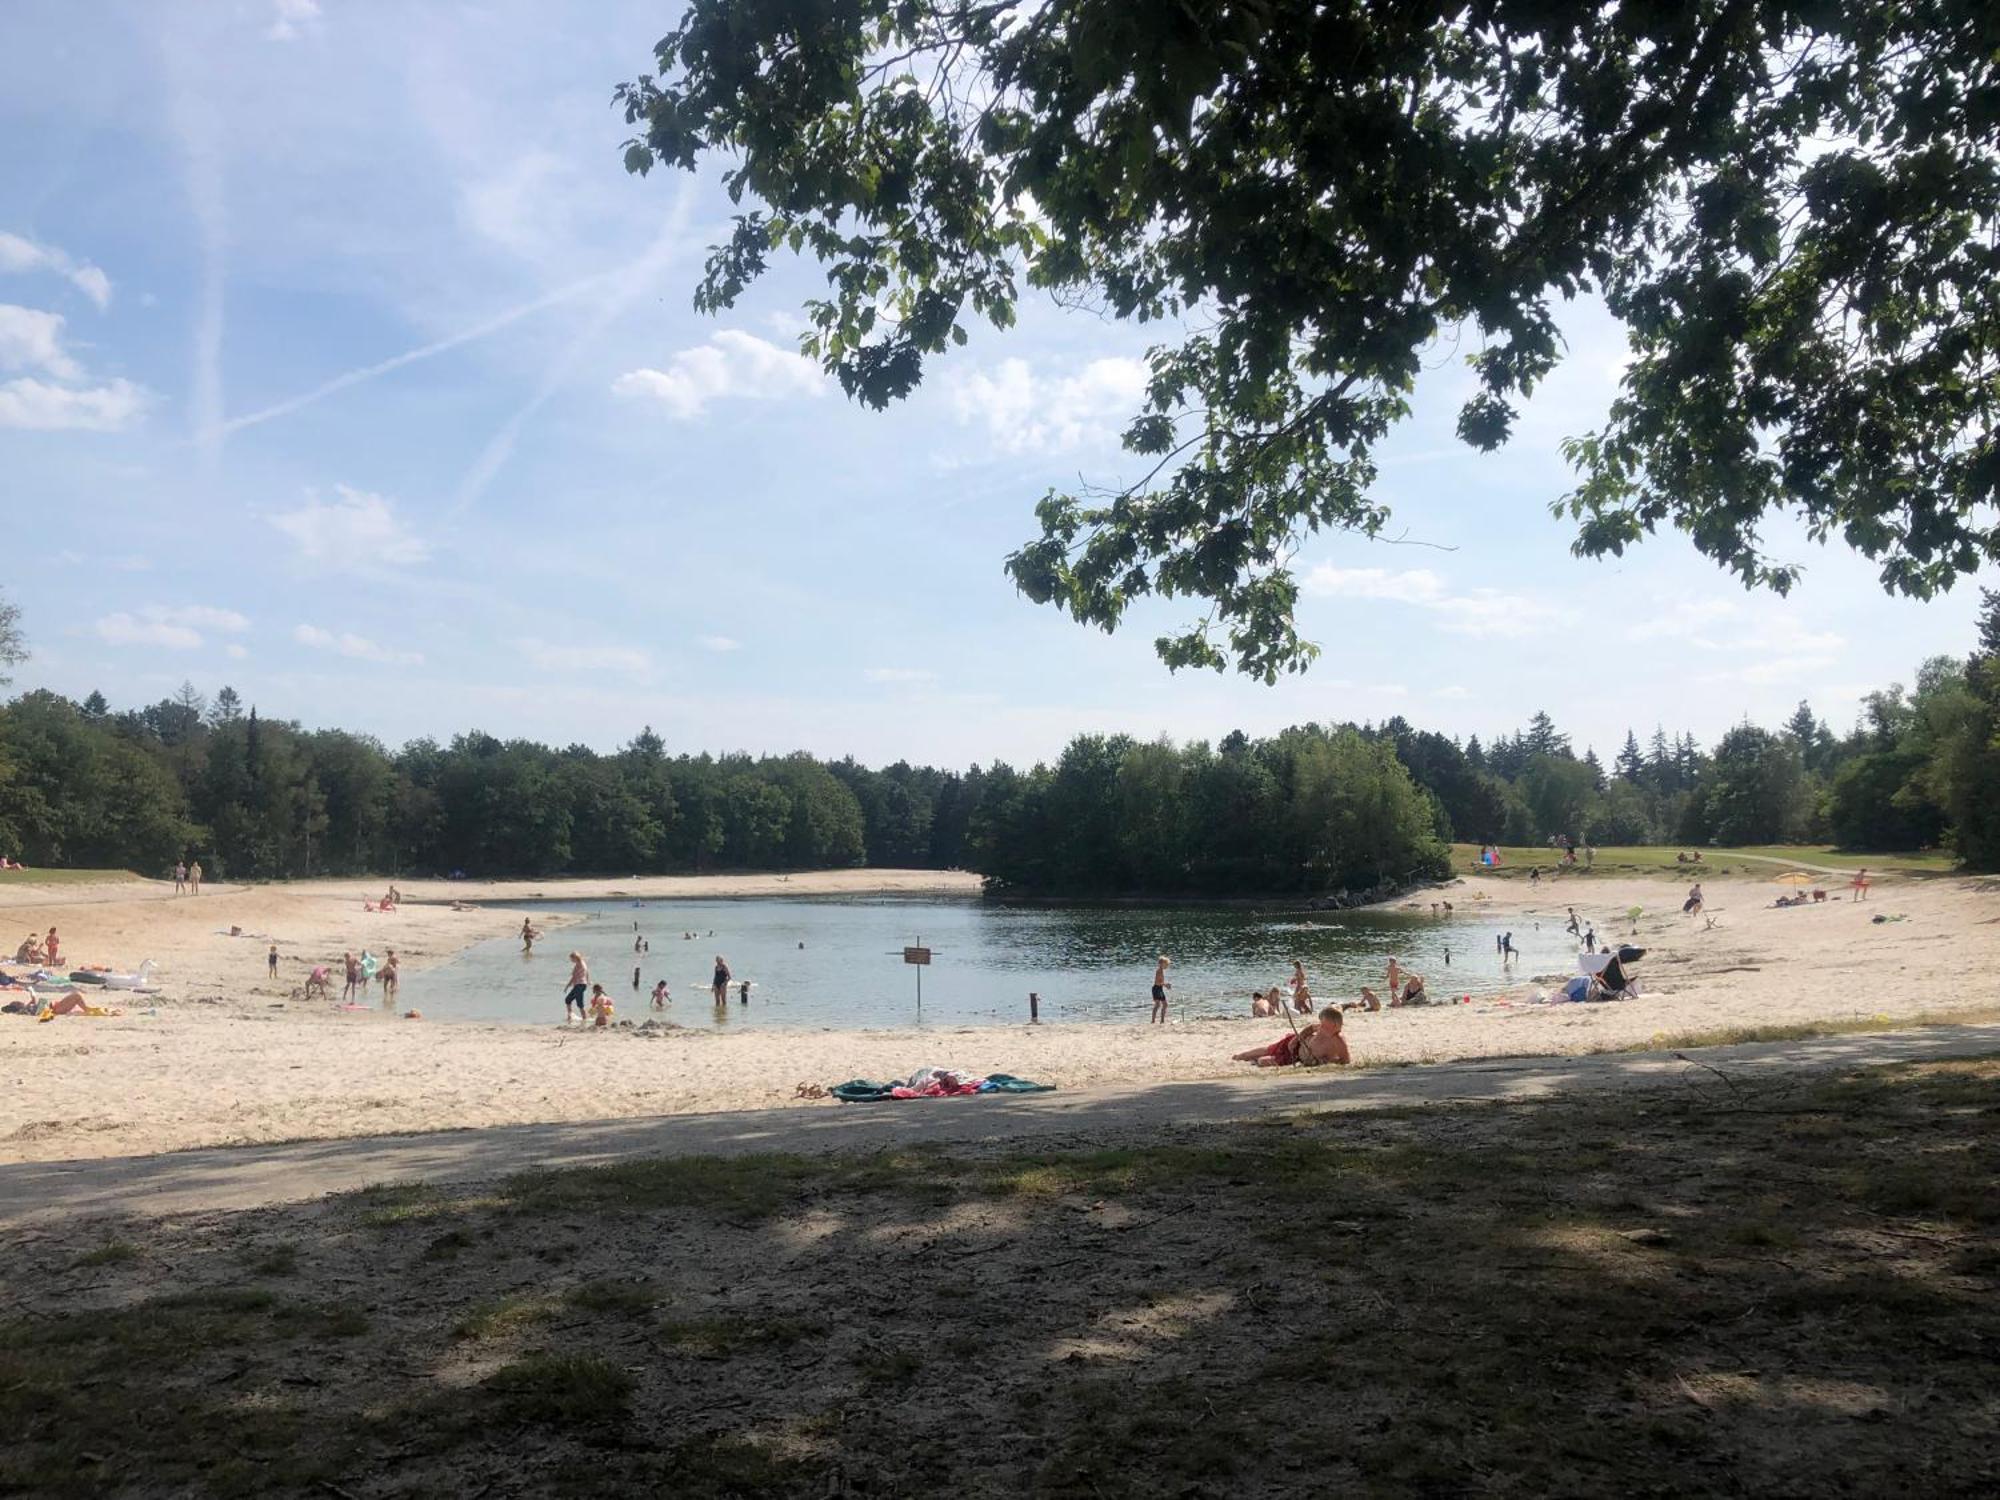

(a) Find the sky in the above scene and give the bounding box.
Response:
[2,0,1989,770]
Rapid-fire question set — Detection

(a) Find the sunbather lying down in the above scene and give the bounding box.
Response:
[35,990,123,1021]
[1232,1007,1350,1068]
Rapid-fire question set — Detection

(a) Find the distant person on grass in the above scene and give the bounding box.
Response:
[1150,955,1172,1024]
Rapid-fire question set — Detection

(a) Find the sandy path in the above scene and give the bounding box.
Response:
[3,867,1992,1165]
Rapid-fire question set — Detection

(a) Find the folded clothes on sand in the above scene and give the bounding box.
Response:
[829,1070,1055,1103]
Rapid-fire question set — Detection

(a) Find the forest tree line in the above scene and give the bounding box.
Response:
[0,592,1994,891]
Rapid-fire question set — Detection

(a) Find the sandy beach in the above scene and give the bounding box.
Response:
[4,866,1994,1164]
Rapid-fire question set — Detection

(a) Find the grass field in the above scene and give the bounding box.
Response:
[1452,843,1956,879]
[5,1056,1997,1496]
[0,867,141,888]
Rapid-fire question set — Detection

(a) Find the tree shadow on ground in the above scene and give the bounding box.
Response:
[5,1057,1999,1497]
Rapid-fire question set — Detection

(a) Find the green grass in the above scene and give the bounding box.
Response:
[0,866,141,886]
[565,1278,662,1316]
[73,1240,139,1268]
[655,1314,821,1356]
[483,1354,633,1425]
[452,1292,557,1342]
[1450,842,1954,878]
[347,1179,453,1227]
[1610,1004,2000,1054]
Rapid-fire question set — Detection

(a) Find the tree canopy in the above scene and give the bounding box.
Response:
[617,0,2000,679]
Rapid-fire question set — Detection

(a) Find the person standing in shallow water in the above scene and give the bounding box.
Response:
[564,951,590,1023]
[712,954,732,1006]
[1150,955,1172,1024]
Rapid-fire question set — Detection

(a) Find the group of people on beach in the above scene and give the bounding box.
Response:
[170,860,204,895]
[14,927,60,966]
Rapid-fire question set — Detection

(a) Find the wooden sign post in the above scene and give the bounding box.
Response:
[890,938,936,1014]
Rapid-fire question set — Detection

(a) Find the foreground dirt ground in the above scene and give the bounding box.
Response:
[5,1056,1995,1497]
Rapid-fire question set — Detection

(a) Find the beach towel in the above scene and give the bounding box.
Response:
[828,1072,1055,1103]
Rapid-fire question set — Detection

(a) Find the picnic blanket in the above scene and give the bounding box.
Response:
[829,1070,1055,1104]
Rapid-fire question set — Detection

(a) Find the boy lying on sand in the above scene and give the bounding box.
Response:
[1232,1007,1350,1068]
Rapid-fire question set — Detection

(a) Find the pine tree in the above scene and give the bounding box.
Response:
[1647,727,1674,790]
[210,686,244,725]
[1583,747,1606,791]
[1464,735,1485,770]
[1615,730,1645,783]
[1523,711,1570,759]
[81,690,109,718]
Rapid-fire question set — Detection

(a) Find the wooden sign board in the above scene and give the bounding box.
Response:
[902,946,932,966]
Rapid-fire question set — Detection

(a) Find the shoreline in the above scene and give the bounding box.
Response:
[4,866,1993,1165]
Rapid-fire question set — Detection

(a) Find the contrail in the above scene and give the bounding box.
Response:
[449,187,696,518]
[218,270,614,437]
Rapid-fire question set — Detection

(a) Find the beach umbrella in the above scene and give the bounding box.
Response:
[1773,871,1813,886]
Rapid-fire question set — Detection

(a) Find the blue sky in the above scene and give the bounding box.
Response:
[2,0,1988,769]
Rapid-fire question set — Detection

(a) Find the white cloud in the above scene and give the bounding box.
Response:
[0,375,149,430]
[1628,595,1844,658]
[0,232,112,309]
[266,0,321,42]
[1434,684,1472,700]
[948,355,1149,454]
[57,550,150,572]
[1302,564,1560,639]
[698,635,741,653]
[613,330,823,420]
[518,637,652,675]
[294,623,423,665]
[96,612,201,649]
[0,304,82,378]
[225,644,250,660]
[91,604,249,650]
[267,486,430,568]
[0,303,151,431]
[864,667,937,684]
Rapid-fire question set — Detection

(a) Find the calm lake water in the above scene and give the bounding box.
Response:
[409,896,1591,1028]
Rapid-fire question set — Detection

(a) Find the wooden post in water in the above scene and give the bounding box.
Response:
[1029,990,1040,1024]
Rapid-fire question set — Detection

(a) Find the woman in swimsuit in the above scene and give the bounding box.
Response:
[712,955,731,1006]
[564,952,590,1022]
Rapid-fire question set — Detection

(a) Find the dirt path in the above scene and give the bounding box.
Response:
[8,1021,1996,1228]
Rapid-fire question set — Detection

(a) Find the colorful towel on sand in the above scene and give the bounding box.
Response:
[828,1071,1055,1104]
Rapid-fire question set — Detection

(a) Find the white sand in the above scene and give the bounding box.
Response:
[4,867,1992,1163]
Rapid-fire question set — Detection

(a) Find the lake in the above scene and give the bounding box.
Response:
[408,895,1593,1028]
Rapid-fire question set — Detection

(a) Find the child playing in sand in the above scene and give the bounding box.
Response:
[588,983,614,1028]
[304,965,331,1000]
[1232,1007,1349,1067]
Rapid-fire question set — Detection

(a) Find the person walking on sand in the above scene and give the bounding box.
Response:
[564,951,591,1023]
[1851,868,1871,901]
[1684,882,1704,918]
[1150,956,1172,1024]
[342,951,360,1003]
[189,860,203,895]
[267,942,279,979]
[712,954,732,1006]
[381,950,400,1004]
[173,860,186,895]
